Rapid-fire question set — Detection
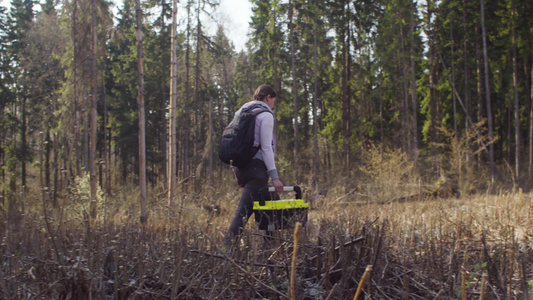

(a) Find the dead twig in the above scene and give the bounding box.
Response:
[309,236,365,261]
[324,283,339,300]
[190,243,289,299]
[190,249,286,269]
[432,289,444,300]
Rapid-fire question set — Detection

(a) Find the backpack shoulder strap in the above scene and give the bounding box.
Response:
[244,103,273,116]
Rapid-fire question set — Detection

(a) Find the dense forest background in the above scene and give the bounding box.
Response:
[1,0,533,221]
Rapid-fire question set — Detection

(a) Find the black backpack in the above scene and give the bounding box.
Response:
[219,103,272,168]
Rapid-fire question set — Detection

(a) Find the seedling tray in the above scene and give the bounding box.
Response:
[253,186,309,231]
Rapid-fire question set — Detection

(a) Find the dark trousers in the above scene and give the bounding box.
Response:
[227,159,269,238]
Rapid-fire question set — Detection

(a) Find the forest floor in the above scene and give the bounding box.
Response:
[1,179,532,299]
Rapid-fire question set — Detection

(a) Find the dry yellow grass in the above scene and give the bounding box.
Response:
[1,180,532,299]
[1,144,533,299]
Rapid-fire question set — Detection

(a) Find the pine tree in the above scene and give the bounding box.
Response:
[23,2,65,204]
[5,0,34,194]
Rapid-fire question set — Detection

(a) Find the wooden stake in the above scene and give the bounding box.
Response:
[402,270,410,300]
[291,222,302,300]
[462,268,467,300]
[325,283,339,300]
[480,272,487,300]
[353,265,373,300]
[432,289,444,300]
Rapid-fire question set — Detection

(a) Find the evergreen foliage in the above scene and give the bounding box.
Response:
[1,0,533,203]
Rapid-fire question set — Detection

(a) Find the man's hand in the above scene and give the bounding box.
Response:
[272,178,284,193]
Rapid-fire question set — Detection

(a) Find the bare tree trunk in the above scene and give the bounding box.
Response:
[183,2,191,181]
[426,0,436,154]
[302,81,310,143]
[208,98,214,186]
[379,79,384,161]
[450,21,458,152]
[410,1,418,157]
[168,0,178,206]
[39,132,45,202]
[84,96,89,170]
[400,25,411,155]
[476,28,484,170]
[9,101,17,195]
[135,0,147,223]
[511,2,520,178]
[53,134,59,207]
[341,0,350,191]
[45,130,51,191]
[21,96,27,188]
[159,0,167,183]
[357,55,364,155]
[89,0,98,221]
[107,124,112,190]
[193,2,202,191]
[463,0,471,176]
[312,0,319,191]
[508,108,512,163]
[0,104,4,204]
[344,1,353,185]
[530,53,533,179]
[480,0,495,182]
[271,5,281,98]
[73,0,81,177]
[102,47,110,194]
[289,0,299,183]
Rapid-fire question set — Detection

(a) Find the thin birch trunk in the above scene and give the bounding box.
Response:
[511,2,520,178]
[380,77,384,161]
[312,0,319,190]
[73,0,81,176]
[45,130,51,192]
[476,28,484,169]
[0,101,4,203]
[208,98,213,186]
[53,133,59,207]
[463,0,471,177]
[289,0,299,183]
[102,47,110,194]
[427,0,436,154]
[183,2,191,180]
[135,0,147,223]
[529,56,533,179]
[410,1,418,157]
[480,0,495,182]
[192,1,203,191]
[84,97,89,171]
[89,0,98,221]
[451,21,458,152]
[341,0,350,191]
[21,96,26,188]
[193,2,202,191]
[400,25,411,154]
[168,0,178,206]
[159,0,167,183]
[530,52,533,179]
